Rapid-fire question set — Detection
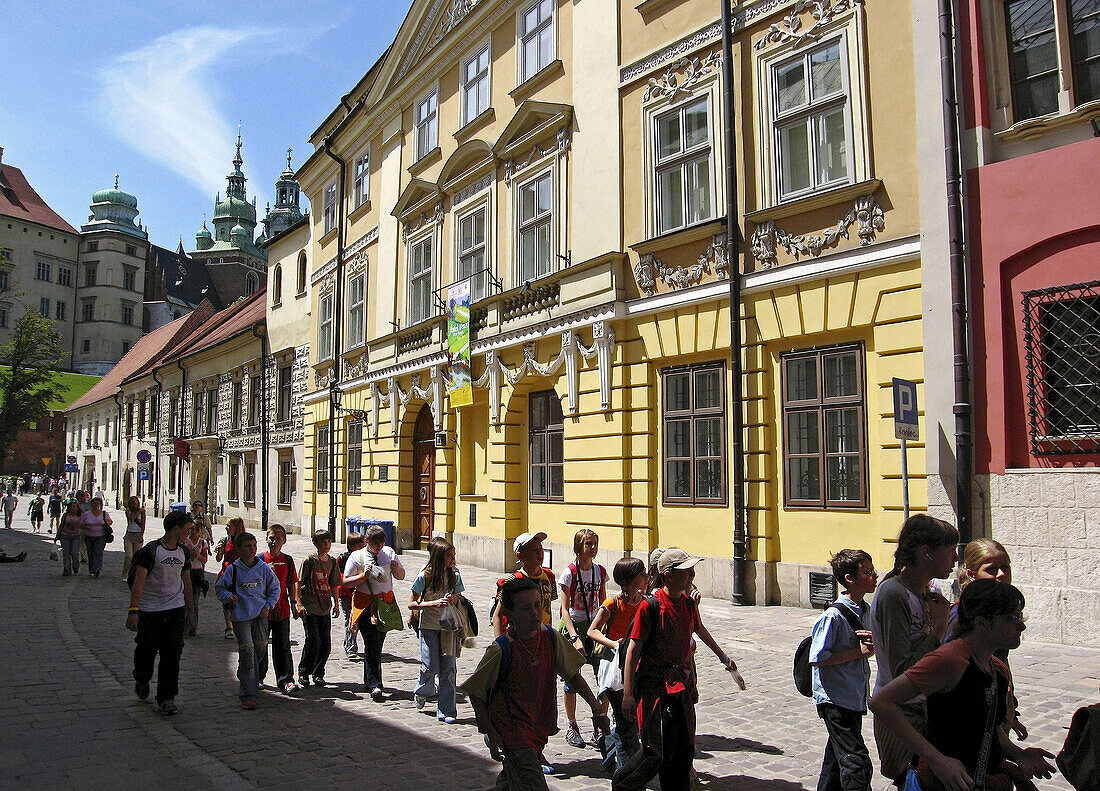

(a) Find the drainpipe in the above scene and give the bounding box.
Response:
[112,392,124,505]
[176,360,187,504]
[152,367,163,517]
[252,323,269,532]
[721,0,747,604]
[938,0,973,542]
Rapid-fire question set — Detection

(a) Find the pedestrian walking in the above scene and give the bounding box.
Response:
[337,532,365,659]
[215,517,244,639]
[123,496,146,581]
[491,531,557,638]
[190,500,212,543]
[408,536,465,723]
[57,501,82,575]
[296,530,342,687]
[79,497,112,577]
[215,532,280,711]
[182,521,210,635]
[261,525,300,695]
[47,487,62,534]
[126,510,196,716]
[809,549,878,791]
[27,492,44,533]
[2,490,18,529]
[344,524,405,700]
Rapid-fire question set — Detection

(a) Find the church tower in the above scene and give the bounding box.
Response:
[257,149,305,244]
[190,132,267,302]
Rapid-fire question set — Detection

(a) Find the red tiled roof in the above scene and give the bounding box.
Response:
[0,163,78,235]
[156,289,267,366]
[66,302,217,412]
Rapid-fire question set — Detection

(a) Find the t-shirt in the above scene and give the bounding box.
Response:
[411,569,466,631]
[183,536,209,569]
[558,563,608,622]
[870,576,944,696]
[459,627,584,750]
[495,567,557,627]
[48,494,63,515]
[601,594,642,642]
[79,510,111,537]
[134,540,191,612]
[344,546,402,596]
[28,498,44,517]
[262,551,298,621]
[630,589,698,694]
[299,554,342,615]
[58,513,82,538]
[1,495,17,512]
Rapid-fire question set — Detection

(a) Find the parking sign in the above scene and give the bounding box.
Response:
[892,378,919,441]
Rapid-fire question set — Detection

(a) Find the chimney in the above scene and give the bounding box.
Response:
[0,147,4,166]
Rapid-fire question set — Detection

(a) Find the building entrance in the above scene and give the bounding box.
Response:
[412,404,435,548]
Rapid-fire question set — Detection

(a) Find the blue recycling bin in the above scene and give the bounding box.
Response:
[361,518,396,550]
[344,515,364,539]
[169,501,188,514]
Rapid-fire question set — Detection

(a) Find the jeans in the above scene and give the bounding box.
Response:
[231,617,269,700]
[818,704,872,791]
[133,607,186,704]
[493,746,549,791]
[3,509,13,528]
[123,532,143,578]
[84,535,106,574]
[60,536,81,574]
[265,618,294,687]
[356,612,386,690]
[299,612,332,679]
[414,628,457,718]
[340,594,358,654]
[603,687,641,771]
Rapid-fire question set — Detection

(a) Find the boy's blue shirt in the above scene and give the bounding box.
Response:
[214,557,280,622]
[809,594,871,713]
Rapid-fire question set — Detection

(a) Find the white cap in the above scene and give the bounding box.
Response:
[513,531,548,554]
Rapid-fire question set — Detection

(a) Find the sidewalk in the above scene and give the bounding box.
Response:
[0,512,1094,790]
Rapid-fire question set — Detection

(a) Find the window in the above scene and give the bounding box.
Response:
[81,299,95,322]
[0,307,8,328]
[121,301,134,326]
[353,151,370,207]
[245,272,258,296]
[457,206,488,300]
[127,402,135,437]
[519,0,555,82]
[245,461,256,503]
[87,241,98,253]
[517,172,553,282]
[249,375,262,427]
[781,344,867,508]
[147,396,156,434]
[322,181,337,235]
[529,390,564,500]
[126,244,137,257]
[316,424,329,492]
[231,381,243,429]
[0,271,8,290]
[318,293,334,360]
[296,252,307,295]
[277,365,292,421]
[123,266,137,291]
[463,45,491,124]
[347,273,365,347]
[205,388,218,435]
[228,461,239,502]
[55,301,66,321]
[58,266,71,286]
[772,39,850,200]
[39,297,49,317]
[169,393,179,437]
[278,456,295,505]
[347,419,363,493]
[1022,281,1100,453]
[415,90,438,159]
[272,264,282,305]
[85,265,97,287]
[35,261,51,281]
[662,362,726,504]
[655,98,714,233]
[82,339,91,353]
[408,235,434,325]
[122,341,130,356]
[137,400,146,438]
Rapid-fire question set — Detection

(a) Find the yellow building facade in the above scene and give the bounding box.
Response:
[297,0,934,605]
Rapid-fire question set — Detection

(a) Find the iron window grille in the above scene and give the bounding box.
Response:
[1022,281,1100,454]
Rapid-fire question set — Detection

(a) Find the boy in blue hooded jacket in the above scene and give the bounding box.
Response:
[215,532,280,709]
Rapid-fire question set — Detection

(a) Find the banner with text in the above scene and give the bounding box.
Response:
[447,279,473,408]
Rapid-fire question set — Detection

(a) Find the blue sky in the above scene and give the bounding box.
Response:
[0,1,412,248]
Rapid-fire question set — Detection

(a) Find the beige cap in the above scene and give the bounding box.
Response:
[513,531,548,554]
[656,548,704,574]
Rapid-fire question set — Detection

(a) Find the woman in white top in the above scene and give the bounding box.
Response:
[343,524,404,700]
[78,497,113,578]
[123,496,146,580]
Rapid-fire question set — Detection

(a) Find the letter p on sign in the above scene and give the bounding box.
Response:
[892,378,919,441]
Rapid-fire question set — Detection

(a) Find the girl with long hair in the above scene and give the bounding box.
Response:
[123,495,146,580]
[408,536,465,723]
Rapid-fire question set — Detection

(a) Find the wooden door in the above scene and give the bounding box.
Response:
[412,404,436,548]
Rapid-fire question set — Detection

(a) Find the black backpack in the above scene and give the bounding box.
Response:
[793,602,865,697]
[127,539,191,589]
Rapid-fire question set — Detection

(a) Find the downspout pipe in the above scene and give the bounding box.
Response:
[721,0,747,605]
[252,323,269,532]
[113,392,124,506]
[938,0,973,542]
[176,361,187,504]
[152,367,163,517]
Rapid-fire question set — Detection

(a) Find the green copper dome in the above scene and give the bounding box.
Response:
[214,194,256,223]
[91,186,138,209]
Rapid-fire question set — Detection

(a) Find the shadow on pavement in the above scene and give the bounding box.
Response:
[695,733,784,756]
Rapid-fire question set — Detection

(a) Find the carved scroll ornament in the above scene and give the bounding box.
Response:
[749,194,884,268]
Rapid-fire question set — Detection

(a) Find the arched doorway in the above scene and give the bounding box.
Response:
[412,404,436,548]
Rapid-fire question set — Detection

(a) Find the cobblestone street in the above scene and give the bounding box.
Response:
[1,514,1095,791]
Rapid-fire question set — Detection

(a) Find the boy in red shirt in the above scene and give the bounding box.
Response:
[462,576,611,790]
[261,524,300,694]
[614,549,747,791]
[491,531,557,637]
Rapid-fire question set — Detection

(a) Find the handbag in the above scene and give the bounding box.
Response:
[1057,703,1100,791]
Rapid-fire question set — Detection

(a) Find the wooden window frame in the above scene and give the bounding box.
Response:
[346,418,363,493]
[316,424,329,493]
[661,361,727,506]
[528,389,564,502]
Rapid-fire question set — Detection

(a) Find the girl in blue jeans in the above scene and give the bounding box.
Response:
[58,502,82,575]
[408,537,464,723]
[79,497,112,577]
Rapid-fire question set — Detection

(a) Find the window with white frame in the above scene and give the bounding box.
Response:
[516,171,553,282]
[519,0,555,83]
[318,292,333,360]
[416,90,438,159]
[353,150,370,207]
[771,38,851,200]
[463,45,491,124]
[408,235,434,325]
[58,266,71,286]
[123,266,137,291]
[1004,0,1099,122]
[121,301,135,326]
[0,270,8,290]
[35,261,51,281]
[296,252,307,295]
[655,97,714,234]
[81,299,95,322]
[347,273,365,348]
[272,264,282,305]
[457,205,488,300]
[55,301,66,321]
[39,297,49,317]
[278,454,295,505]
[322,181,337,234]
[228,461,239,502]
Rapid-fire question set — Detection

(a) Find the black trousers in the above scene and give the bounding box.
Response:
[265,617,294,686]
[133,607,186,703]
[298,612,332,678]
[612,691,693,791]
[356,613,386,690]
[817,703,872,791]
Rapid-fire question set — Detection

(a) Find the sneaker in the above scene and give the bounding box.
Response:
[565,723,586,748]
[370,687,384,702]
[281,681,298,695]
[224,628,234,639]
[437,715,457,724]
[134,681,150,700]
[541,764,555,775]
[241,698,257,711]
[156,699,178,716]
[298,674,310,687]
[415,694,427,710]
[312,675,326,687]
[345,651,360,661]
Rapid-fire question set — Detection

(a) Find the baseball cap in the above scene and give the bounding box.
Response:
[649,547,666,568]
[656,548,704,575]
[513,531,548,554]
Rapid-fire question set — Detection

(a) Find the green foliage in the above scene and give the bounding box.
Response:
[0,306,65,474]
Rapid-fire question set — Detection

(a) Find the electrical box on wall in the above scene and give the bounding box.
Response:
[378,465,388,482]
[434,431,447,448]
[469,503,476,527]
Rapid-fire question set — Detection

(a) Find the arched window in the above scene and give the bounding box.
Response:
[245,272,258,296]
[272,264,283,305]
[296,251,307,295]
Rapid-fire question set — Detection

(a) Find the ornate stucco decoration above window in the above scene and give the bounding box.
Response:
[315,369,335,389]
[344,353,369,381]
[504,127,571,184]
[634,234,730,297]
[402,203,445,242]
[454,174,492,206]
[754,0,865,51]
[318,275,335,298]
[749,194,884,268]
[347,251,368,277]
[643,52,722,103]
[428,0,482,49]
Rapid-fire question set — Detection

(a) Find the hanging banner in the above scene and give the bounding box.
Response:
[446,279,473,408]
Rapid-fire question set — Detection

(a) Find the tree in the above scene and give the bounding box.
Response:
[0,306,64,475]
